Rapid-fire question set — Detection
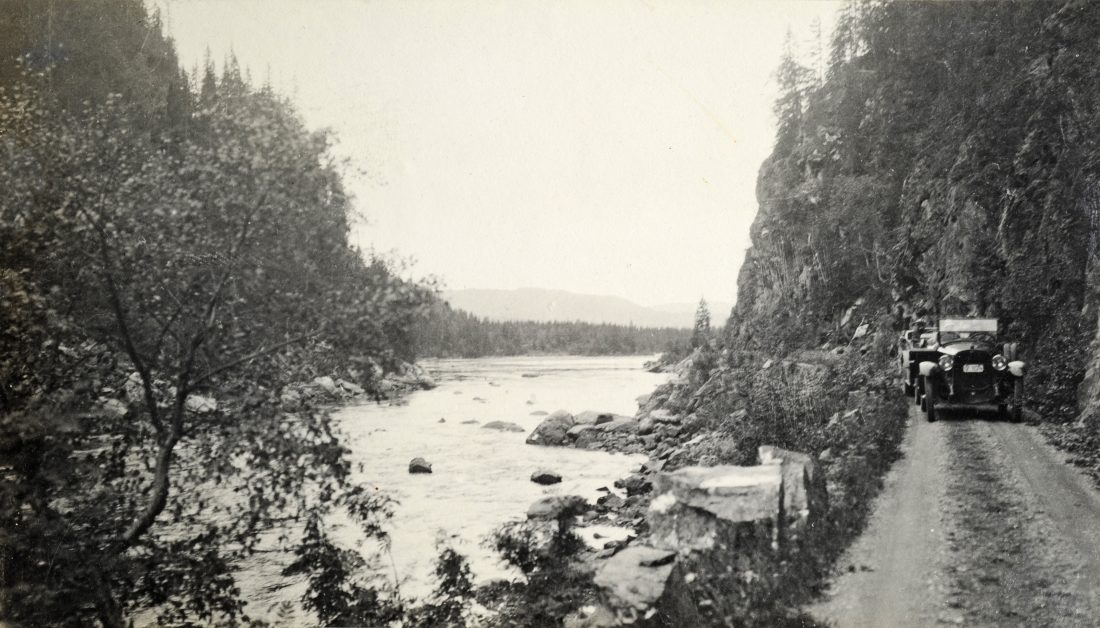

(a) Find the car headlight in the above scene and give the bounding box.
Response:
[992,354,1007,371]
[938,354,954,371]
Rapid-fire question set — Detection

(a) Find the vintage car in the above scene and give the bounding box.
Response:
[900,318,1024,422]
[898,319,936,395]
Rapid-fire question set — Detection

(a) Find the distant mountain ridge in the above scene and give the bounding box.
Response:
[443,288,729,329]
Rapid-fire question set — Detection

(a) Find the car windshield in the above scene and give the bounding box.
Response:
[939,331,996,344]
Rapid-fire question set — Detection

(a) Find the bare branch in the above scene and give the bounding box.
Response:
[192,331,320,389]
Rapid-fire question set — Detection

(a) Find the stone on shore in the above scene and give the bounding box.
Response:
[336,378,365,395]
[184,394,217,414]
[575,410,615,426]
[312,376,339,395]
[408,457,432,474]
[482,421,525,432]
[527,495,589,520]
[531,469,563,485]
[526,409,575,446]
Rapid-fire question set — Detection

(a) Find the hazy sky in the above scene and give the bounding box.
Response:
[159,0,839,306]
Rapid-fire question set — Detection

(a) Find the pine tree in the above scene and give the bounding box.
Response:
[692,298,711,349]
[773,28,812,152]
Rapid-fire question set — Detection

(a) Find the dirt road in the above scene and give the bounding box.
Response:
[809,407,1100,627]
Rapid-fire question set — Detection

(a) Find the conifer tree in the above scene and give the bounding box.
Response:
[692,298,712,349]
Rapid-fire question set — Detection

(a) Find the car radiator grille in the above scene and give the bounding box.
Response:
[952,350,995,403]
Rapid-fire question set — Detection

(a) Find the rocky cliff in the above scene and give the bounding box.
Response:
[728,2,1100,456]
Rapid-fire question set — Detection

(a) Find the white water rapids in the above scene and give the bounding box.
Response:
[236,355,666,620]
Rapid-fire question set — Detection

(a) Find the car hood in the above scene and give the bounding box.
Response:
[939,341,995,356]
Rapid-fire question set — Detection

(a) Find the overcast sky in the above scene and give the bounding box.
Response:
[159,0,839,307]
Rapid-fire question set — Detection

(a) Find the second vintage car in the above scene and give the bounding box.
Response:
[901,317,1025,422]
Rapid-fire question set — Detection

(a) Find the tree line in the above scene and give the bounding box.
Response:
[411,299,692,357]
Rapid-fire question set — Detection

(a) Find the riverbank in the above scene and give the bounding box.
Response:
[512,336,909,626]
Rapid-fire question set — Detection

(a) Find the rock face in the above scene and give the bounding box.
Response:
[482,421,525,432]
[531,469,563,485]
[408,457,432,474]
[526,409,575,446]
[527,495,589,520]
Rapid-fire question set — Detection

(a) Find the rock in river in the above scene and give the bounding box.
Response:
[526,409,575,446]
[482,421,525,433]
[531,469,563,485]
[527,495,589,520]
[408,457,432,474]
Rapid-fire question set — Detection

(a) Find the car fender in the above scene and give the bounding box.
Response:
[918,361,939,377]
[1008,360,1025,378]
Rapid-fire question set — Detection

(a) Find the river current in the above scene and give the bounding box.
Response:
[240,355,666,618]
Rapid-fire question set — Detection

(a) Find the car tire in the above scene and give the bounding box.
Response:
[904,381,914,397]
[924,379,937,422]
[914,379,923,406]
[998,403,1008,421]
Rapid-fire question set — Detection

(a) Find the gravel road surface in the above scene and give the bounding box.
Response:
[809,407,1100,627]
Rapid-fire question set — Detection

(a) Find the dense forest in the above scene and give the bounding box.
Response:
[0,1,433,624]
[412,300,692,357]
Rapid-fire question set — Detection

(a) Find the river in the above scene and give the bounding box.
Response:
[240,355,666,618]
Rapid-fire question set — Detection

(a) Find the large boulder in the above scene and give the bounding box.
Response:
[758,445,823,522]
[647,464,783,552]
[527,495,589,520]
[482,421,525,432]
[408,457,432,474]
[586,545,701,627]
[526,410,575,446]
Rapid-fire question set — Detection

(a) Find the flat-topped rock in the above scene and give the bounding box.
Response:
[648,464,783,552]
[653,464,783,522]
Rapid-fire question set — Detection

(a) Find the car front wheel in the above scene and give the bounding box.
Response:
[924,378,937,422]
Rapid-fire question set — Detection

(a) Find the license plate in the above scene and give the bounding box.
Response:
[963,364,984,373]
